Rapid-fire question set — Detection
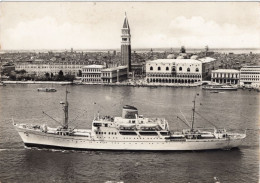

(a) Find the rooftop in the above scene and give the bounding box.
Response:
[102,65,127,72]
[212,69,239,73]
[241,65,260,68]
[122,13,130,29]
[82,65,104,69]
[198,57,216,63]
[146,59,202,64]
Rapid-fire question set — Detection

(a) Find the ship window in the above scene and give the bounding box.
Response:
[132,120,135,123]
[196,68,199,72]
[139,132,158,136]
[187,68,190,72]
[105,124,108,127]
[158,67,161,71]
[179,67,182,71]
[119,131,137,135]
[104,132,106,134]
[166,67,169,71]
[150,66,153,71]
[93,123,102,127]
[160,132,169,136]
[108,132,110,135]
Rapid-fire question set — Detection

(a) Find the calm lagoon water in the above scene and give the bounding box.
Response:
[0,84,259,183]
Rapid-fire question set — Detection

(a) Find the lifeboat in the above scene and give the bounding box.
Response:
[170,134,185,138]
[119,124,136,128]
[139,123,158,128]
[201,134,215,138]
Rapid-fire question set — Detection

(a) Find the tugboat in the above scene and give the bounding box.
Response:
[13,90,246,151]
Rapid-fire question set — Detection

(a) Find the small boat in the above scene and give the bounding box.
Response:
[37,88,57,92]
[0,82,6,86]
[203,84,238,91]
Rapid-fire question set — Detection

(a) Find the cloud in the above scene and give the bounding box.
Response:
[2,15,259,50]
[165,16,259,48]
[2,16,120,50]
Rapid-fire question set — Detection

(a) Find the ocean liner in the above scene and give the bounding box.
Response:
[14,90,246,151]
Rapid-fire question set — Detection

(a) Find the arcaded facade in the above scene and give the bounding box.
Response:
[146,59,202,84]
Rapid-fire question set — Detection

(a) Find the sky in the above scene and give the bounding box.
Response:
[0,2,260,50]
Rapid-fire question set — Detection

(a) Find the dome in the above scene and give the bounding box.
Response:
[190,55,198,60]
[179,53,187,57]
[123,105,137,110]
[177,56,184,59]
[167,54,176,59]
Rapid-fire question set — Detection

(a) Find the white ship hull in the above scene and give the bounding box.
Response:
[16,127,245,151]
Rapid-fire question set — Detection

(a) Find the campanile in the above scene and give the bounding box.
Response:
[121,13,131,73]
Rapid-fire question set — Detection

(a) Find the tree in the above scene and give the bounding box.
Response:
[20,69,27,74]
[64,74,75,81]
[58,70,64,76]
[180,46,186,53]
[78,70,82,77]
[9,73,16,80]
[45,72,50,78]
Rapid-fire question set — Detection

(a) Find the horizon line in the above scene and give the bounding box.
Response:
[1,47,260,52]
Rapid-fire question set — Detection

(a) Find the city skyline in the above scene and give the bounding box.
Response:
[1,2,260,50]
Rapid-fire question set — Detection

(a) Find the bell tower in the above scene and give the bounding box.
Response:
[121,12,131,74]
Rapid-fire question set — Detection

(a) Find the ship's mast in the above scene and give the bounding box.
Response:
[63,89,69,129]
[191,95,196,131]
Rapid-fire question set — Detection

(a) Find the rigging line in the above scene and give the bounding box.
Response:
[177,116,191,128]
[179,109,191,127]
[68,108,87,115]
[42,111,63,126]
[194,111,218,128]
[41,106,61,114]
[69,110,87,125]
[71,119,88,130]
[94,102,106,111]
[68,106,88,112]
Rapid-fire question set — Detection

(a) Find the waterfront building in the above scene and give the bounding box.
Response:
[101,66,128,83]
[131,63,145,77]
[211,69,240,84]
[1,63,15,75]
[81,65,105,83]
[239,66,260,88]
[15,62,84,76]
[199,57,218,80]
[146,59,202,84]
[121,13,131,74]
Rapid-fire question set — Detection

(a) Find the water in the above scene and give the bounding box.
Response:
[0,84,259,183]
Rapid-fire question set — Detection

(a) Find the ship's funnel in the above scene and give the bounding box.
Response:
[122,105,138,119]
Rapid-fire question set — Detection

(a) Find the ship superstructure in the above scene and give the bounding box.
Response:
[14,90,246,151]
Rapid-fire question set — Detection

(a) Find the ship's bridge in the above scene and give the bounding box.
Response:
[92,105,169,131]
